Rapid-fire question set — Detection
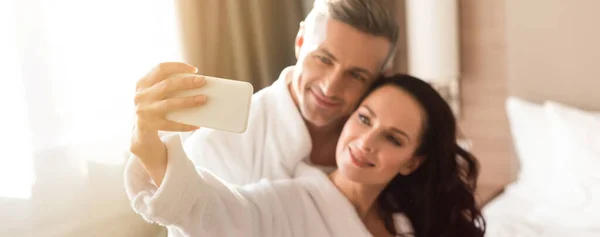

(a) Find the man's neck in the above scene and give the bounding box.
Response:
[305,119,344,143]
[305,120,344,167]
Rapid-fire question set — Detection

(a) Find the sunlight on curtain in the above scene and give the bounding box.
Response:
[40,0,183,164]
[0,0,182,199]
[0,0,35,199]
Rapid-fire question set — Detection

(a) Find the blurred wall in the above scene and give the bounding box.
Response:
[506,0,600,110]
[393,1,515,188]
[455,0,516,187]
[456,0,600,190]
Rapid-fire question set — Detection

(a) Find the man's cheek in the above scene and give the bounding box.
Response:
[348,93,364,106]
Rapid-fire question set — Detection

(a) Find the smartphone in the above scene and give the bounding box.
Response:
[165,74,254,133]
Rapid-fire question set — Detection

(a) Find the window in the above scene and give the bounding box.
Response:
[0,0,183,199]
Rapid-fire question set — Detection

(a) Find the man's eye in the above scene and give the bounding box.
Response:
[349,71,366,82]
[317,55,333,65]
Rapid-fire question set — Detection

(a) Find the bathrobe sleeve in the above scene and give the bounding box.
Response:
[124,134,305,237]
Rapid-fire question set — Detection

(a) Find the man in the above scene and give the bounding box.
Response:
[128,0,399,187]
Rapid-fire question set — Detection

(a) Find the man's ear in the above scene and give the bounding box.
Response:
[382,60,396,76]
[295,22,305,59]
[381,53,397,76]
[399,156,425,175]
[382,65,394,77]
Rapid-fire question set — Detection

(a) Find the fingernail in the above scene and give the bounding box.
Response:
[194,77,205,84]
[194,95,207,103]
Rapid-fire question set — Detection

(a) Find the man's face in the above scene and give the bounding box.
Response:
[291,19,392,128]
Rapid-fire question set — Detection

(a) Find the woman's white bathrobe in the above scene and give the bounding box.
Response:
[125,135,413,237]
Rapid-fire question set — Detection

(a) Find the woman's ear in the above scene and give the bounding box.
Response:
[398,156,425,175]
[295,22,305,59]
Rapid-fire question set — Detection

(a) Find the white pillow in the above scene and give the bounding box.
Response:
[527,101,600,228]
[504,97,554,201]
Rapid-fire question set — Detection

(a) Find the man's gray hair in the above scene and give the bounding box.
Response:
[305,0,399,70]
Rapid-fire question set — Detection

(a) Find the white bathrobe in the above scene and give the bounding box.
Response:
[125,135,414,237]
[178,66,317,186]
[125,66,413,236]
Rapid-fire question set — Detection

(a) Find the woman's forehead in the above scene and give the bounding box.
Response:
[361,85,425,136]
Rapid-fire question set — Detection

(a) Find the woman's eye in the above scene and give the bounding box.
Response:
[358,114,370,125]
[387,136,402,146]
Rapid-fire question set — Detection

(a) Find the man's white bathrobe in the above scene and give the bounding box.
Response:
[179,66,317,186]
[125,135,413,237]
[124,66,413,236]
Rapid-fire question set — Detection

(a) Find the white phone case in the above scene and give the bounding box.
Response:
[165,74,254,133]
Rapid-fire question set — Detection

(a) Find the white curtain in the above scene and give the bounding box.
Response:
[0,0,183,199]
[0,0,34,199]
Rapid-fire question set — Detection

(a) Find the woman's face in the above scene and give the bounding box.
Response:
[335,84,426,185]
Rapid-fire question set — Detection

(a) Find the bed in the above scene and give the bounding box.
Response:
[483,98,600,237]
[482,98,600,237]
[482,1,600,235]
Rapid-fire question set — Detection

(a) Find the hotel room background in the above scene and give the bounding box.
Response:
[3,0,598,236]
[176,0,516,199]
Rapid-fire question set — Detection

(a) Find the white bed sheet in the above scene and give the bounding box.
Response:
[483,185,600,237]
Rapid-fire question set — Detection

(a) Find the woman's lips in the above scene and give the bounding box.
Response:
[349,146,374,168]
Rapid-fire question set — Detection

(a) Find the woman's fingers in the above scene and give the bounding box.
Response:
[147,75,206,99]
[134,74,205,107]
[133,62,206,132]
[136,94,206,117]
[135,94,206,131]
[136,117,199,132]
[157,119,200,132]
[151,94,207,113]
[137,62,198,91]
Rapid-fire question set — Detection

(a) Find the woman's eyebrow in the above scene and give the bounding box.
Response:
[362,104,411,141]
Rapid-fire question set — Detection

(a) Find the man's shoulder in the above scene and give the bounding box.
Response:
[249,67,294,106]
[249,81,282,102]
[248,84,273,109]
[248,79,294,114]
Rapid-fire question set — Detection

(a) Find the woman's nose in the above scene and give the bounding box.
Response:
[357,131,377,153]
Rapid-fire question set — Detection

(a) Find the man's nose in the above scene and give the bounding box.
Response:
[320,69,344,97]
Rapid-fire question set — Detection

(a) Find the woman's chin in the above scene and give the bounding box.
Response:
[337,163,369,183]
[337,161,391,186]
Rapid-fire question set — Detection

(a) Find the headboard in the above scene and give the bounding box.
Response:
[506,0,600,110]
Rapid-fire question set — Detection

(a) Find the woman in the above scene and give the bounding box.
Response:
[125,74,486,237]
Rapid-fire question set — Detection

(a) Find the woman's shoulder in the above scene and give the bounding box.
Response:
[235,162,335,214]
[238,163,325,197]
